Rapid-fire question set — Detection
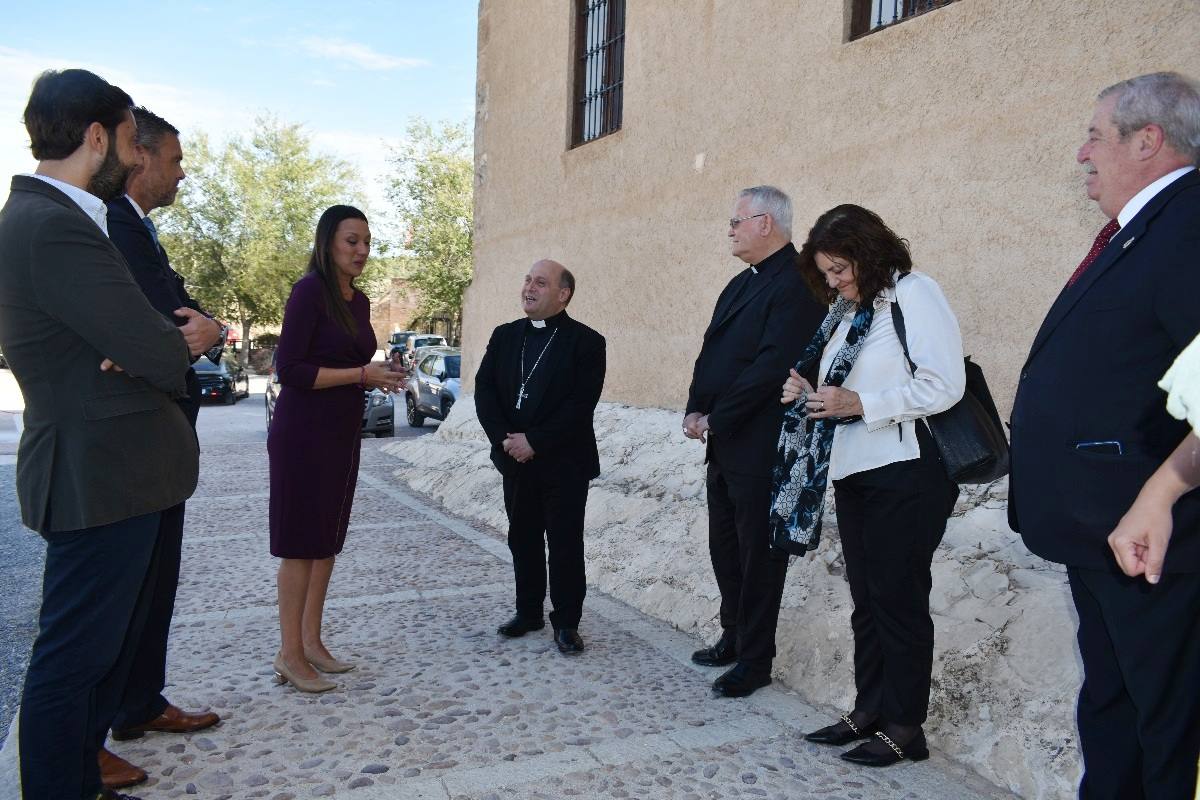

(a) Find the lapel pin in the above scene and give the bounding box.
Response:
[1123,237,1135,249]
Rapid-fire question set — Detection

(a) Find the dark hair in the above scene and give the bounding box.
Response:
[560,267,576,305]
[797,204,912,305]
[23,69,133,160]
[308,205,368,336]
[131,106,179,153]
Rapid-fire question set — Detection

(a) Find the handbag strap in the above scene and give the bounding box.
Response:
[890,272,917,376]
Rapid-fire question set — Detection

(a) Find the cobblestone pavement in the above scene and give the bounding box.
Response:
[0,386,1011,798]
[81,434,1006,800]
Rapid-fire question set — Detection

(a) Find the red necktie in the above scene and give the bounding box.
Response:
[1066,219,1120,287]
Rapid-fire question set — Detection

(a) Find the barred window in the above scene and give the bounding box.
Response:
[850,0,961,40]
[572,0,626,146]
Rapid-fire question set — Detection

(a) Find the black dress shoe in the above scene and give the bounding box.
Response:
[805,714,881,746]
[98,790,143,800]
[497,615,545,637]
[554,628,584,655]
[691,632,737,667]
[840,730,929,767]
[711,663,771,697]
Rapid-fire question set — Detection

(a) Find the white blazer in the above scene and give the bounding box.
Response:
[818,269,965,481]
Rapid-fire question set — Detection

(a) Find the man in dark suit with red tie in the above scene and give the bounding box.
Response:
[99,107,223,790]
[684,186,825,698]
[1009,72,1200,799]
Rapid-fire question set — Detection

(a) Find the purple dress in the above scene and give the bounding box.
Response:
[268,272,376,558]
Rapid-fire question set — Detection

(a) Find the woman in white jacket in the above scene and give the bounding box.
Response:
[778,204,965,767]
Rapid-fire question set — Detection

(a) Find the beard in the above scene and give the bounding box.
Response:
[86,137,134,201]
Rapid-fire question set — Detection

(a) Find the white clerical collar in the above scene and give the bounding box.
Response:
[124,193,148,220]
[750,266,758,275]
[28,173,109,236]
[530,319,547,328]
[1117,166,1194,229]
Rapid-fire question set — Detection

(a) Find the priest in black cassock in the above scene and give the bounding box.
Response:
[475,258,606,654]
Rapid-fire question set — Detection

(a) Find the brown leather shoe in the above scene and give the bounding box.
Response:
[98,747,147,790]
[110,704,220,740]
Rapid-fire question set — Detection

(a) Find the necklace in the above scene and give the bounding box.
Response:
[517,327,558,409]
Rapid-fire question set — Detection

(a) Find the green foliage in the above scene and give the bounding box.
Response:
[158,117,361,350]
[386,119,473,341]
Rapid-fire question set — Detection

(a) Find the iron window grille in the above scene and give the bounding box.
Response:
[850,0,961,40]
[572,0,626,146]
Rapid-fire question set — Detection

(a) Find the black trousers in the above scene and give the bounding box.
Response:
[502,461,589,630]
[833,423,958,726]
[1067,565,1200,800]
[706,459,789,673]
[112,394,198,730]
[19,511,161,800]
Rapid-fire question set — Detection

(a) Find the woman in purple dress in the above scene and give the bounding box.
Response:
[268,205,402,692]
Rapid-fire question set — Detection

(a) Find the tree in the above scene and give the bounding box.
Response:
[386,119,473,343]
[159,118,361,362]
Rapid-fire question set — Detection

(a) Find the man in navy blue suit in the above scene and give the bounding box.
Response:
[1009,72,1200,800]
[99,107,223,791]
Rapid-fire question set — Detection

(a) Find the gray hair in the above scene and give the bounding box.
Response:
[560,267,576,305]
[739,185,792,238]
[1099,71,1200,164]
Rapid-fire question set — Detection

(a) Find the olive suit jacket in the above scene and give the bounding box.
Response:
[0,176,197,533]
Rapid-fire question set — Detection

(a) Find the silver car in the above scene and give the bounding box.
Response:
[405,346,460,427]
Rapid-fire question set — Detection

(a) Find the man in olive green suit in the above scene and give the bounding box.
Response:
[0,69,200,800]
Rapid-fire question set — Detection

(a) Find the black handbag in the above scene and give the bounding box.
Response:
[890,275,1010,484]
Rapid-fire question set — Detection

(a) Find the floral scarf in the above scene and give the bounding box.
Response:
[769,296,875,554]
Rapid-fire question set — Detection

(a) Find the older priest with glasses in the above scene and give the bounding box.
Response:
[475,258,606,655]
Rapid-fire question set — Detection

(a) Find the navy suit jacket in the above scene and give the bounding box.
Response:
[1009,169,1200,572]
[107,196,208,408]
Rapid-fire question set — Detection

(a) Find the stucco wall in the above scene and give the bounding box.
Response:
[466,0,1200,416]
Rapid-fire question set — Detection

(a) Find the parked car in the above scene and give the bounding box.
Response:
[401,334,448,370]
[406,346,460,427]
[266,357,394,437]
[387,329,419,360]
[194,355,250,405]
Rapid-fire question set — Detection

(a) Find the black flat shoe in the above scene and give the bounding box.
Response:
[691,632,737,667]
[840,730,929,767]
[554,628,584,655]
[711,663,771,698]
[497,615,545,637]
[805,714,880,746]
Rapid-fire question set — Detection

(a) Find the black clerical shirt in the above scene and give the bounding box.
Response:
[515,311,564,426]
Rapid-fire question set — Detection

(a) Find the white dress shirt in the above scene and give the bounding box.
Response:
[1117,166,1195,229]
[818,269,966,481]
[28,173,109,236]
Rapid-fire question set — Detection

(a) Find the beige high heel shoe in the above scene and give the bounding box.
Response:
[304,650,356,674]
[273,654,336,693]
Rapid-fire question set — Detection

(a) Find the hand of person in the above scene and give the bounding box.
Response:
[1108,494,1174,585]
[781,369,814,404]
[174,308,223,357]
[806,385,863,419]
[682,411,710,443]
[503,432,535,462]
[362,362,404,393]
[99,358,124,372]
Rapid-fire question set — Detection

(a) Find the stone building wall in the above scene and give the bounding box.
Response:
[466,0,1200,417]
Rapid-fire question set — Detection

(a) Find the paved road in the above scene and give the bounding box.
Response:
[0,372,1008,798]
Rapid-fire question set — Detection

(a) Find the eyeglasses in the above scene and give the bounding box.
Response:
[729,213,766,229]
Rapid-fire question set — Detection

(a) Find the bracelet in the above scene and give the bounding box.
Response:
[358,366,367,388]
